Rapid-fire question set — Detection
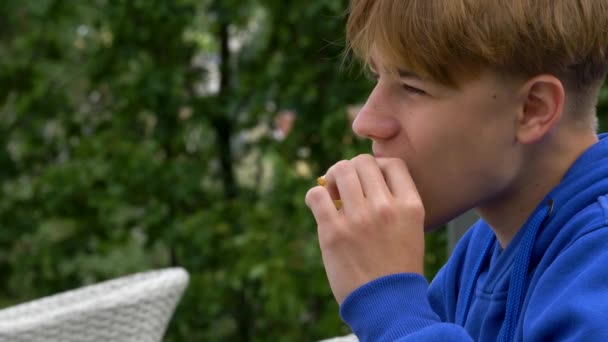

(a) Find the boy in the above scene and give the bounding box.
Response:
[305,0,608,341]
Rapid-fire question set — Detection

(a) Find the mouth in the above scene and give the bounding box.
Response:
[372,143,385,158]
[372,149,385,158]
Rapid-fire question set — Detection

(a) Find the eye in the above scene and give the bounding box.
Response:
[401,83,426,95]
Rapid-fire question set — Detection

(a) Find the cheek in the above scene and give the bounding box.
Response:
[396,94,515,177]
[404,105,474,160]
[404,102,505,187]
[400,94,520,224]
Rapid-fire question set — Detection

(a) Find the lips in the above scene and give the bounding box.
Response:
[372,149,385,158]
[372,144,390,158]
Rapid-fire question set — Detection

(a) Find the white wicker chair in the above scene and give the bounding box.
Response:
[319,334,359,342]
[0,267,189,342]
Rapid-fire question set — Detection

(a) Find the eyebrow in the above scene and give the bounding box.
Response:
[368,59,421,80]
[398,69,421,80]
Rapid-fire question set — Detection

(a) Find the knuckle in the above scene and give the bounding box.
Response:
[305,186,324,204]
[332,160,352,174]
[352,153,375,165]
[374,199,397,221]
[398,199,425,222]
[347,211,372,228]
[319,226,348,249]
[387,157,405,168]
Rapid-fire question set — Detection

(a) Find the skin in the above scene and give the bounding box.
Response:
[305,54,599,305]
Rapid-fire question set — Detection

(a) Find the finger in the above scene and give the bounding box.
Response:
[351,154,391,199]
[325,160,365,211]
[305,186,340,224]
[317,176,344,209]
[317,174,340,202]
[376,158,421,200]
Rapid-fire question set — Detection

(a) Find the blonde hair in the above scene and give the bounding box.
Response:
[346,0,608,93]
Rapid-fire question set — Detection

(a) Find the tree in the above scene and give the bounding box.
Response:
[0,0,369,340]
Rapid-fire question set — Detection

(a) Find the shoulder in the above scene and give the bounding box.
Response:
[561,194,608,248]
[525,221,608,340]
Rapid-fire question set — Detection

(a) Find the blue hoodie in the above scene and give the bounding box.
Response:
[340,133,608,341]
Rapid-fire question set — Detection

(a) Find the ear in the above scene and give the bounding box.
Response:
[516,75,565,144]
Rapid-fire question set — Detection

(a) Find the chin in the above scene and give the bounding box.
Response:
[423,220,447,232]
[422,207,468,232]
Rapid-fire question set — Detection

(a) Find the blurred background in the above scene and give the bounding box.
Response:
[1,1,606,341]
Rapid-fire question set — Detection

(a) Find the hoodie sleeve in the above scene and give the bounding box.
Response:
[339,273,474,341]
[338,226,482,342]
[523,225,608,341]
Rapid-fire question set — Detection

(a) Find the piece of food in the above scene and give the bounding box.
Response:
[317,176,327,186]
[317,176,343,209]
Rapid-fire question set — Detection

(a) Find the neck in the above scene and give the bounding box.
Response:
[476,129,598,249]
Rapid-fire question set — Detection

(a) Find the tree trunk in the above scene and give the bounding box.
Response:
[214,21,238,201]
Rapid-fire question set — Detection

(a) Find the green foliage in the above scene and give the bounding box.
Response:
[0,0,361,340]
[1,0,606,341]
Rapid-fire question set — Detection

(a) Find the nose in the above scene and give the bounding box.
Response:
[352,85,401,140]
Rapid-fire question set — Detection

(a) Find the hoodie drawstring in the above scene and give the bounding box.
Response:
[457,200,554,342]
[499,200,553,342]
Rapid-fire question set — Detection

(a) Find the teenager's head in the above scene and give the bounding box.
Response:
[346,0,608,228]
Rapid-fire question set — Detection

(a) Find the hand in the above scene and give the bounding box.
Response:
[305,154,426,304]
